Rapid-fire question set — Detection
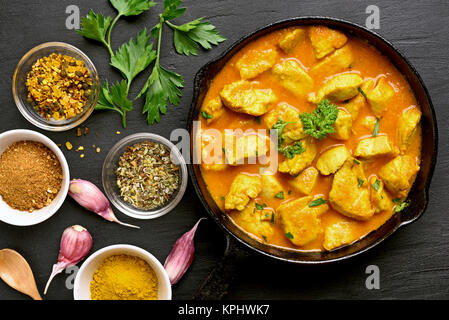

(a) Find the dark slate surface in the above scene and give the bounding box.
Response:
[0,0,448,300]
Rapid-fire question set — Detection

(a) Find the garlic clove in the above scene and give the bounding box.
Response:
[164,218,206,285]
[44,225,93,295]
[68,179,139,229]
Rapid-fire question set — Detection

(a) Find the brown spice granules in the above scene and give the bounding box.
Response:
[0,141,63,212]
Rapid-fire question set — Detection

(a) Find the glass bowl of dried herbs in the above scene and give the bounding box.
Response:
[102,133,188,220]
[12,42,100,131]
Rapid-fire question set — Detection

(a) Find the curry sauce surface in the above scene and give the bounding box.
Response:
[198,26,421,251]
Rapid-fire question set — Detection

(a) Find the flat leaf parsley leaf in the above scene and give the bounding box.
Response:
[299,99,339,140]
[139,64,184,124]
[140,0,224,124]
[110,0,156,17]
[77,10,113,54]
[110,28,156,92]
[167,17,226,56]
[96,80,133,128]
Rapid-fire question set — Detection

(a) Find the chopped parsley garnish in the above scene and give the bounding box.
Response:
[222,147,226,154]
[393,199,410,212]
[353,159,361,165]
[219,196,225,201]
[372,179,381,191]
[271,119,293,145]
[262,235,267,242]
[271,213,275,225]
[280,141,306,159]
[299,99,339,140]
[275,191,284,199]
[373,118,380,137]
[255,203,267,210]
[309,198,327,207]
[358,87,367,99]
[255,116,261,124]
[201,111,213,119]
[288,190,292,195]
[285,232,294,239]
[358,178,364,188]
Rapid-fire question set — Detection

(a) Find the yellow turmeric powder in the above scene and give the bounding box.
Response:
[90,254,158,300]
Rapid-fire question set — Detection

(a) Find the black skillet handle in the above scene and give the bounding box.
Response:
[193,234,251,300]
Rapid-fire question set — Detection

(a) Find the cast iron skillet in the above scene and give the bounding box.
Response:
[187,17,438,299]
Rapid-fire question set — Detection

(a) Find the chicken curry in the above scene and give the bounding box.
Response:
[196,25,422,251]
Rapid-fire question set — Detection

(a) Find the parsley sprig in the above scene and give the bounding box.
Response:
[77,1,157,127]
[139,0,226,124]
[77,0,225,127]
[299,100,339,140]
[280,141,305,159]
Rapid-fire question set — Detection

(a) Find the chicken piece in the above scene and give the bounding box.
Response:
[278,28,306,53]
[308,26,348,59]
[263,103,306,143]
[278,196,328,246]
[354,135,397,159]
[237,201,275,239]
[366,77,394,118]
[200,131,228,171]
[220,80,277,116]
[279,138,317,176]
[361,116,377,131]
[379,155,420,198]
[369,176,393,214]
[308,73,363,104]
[329,160,375,220]
[261,173,284,198]
[289,166,319,195]
[323,222,355,251]
[398,105,422,152]
[225,134,268,165]
[344,79,374,120]
[236,48,278,79]
[225,173,262,211]
[309,45,353,79]
[272,59,314,98]
[331,108,352,140]
[201,97,224,124]
[316,145,351,175]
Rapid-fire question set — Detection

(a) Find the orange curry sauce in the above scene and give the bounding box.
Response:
[197,26,421,251]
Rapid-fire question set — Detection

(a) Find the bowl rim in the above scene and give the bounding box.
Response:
[102,132,188,220]
[73,244,172,300]
[12,41,100,132]
[187,16,438,264]
[0,129,70,226]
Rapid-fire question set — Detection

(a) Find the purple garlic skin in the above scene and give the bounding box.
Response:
[44,225,93,294]
[164,218,205,285]
[68,179,139,229]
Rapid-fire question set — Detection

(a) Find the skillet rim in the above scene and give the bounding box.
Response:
[187,16,438,264]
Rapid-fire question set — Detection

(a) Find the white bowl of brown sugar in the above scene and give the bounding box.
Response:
[0,129,70,226]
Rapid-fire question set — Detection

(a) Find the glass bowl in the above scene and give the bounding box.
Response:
[102,133,188,220]
[12,42,100,131]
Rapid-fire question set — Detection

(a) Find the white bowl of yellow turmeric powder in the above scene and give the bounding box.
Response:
[74,244,172,300]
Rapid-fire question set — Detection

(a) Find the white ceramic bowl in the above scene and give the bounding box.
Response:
[73,244,172,300]
[0,129,70,226]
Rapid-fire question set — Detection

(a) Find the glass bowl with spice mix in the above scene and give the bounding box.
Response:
[13,42,100,131]
[102,133,188,220]
[0,129,70,226]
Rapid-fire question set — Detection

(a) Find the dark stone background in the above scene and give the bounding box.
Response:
[0,0,448,299]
